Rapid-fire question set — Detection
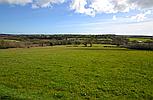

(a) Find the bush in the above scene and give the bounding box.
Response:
[0,40,27,49]
[112,36,129,46]
[127,43,153,50]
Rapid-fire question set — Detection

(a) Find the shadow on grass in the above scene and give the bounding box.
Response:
[0,95,27,100]
[69,47,131,51]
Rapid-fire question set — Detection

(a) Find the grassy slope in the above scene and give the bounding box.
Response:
[128,38,152,42]
[0,46,153,100]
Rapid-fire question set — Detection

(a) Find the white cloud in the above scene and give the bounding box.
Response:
[70,0,133,16]
[82,20,153,35]
[0,0,65,7]
[32,3,39,9]
[110,21,153,35]
[58,18,153,35]
[131,10,152,22]
[89,0,115,13]
[0,0,153,19]
[0,0,32,5]
[33,0,65,8]
[113,15,117,20]
[70,0,95,16]
[70,0,153,17]
[131,13,146,22]
[127,0,153,8]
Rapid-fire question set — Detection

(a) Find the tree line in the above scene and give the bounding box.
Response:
[0,34,153,50]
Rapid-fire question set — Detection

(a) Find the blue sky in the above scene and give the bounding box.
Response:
[0,0,153,35]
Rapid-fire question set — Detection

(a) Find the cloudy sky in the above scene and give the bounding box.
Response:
[0,0,153,35]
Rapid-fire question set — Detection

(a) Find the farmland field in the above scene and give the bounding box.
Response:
[128,38,152,42]
[0,45,153,100]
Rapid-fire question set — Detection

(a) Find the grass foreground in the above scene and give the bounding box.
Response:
[0,45,153,100]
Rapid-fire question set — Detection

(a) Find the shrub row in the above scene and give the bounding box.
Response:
[127,43,153,50]
[0,40,27,49]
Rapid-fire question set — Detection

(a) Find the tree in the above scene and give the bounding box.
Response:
[112,36,129,46]
[82,36,95,47]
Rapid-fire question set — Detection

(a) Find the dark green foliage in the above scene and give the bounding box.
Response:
[0,40,27,49]
[127,43,153,50]
[1,34,153,49]
[112,36,129,46]
[0,34,117,48]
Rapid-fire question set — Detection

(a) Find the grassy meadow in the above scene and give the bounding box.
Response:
[128,38,152,42]
[0,45,153,100]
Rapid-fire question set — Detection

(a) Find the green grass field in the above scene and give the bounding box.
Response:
[0,46,153,100]
[128,38,152,42]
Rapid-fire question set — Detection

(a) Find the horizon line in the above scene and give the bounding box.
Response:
[0,32,153,36]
